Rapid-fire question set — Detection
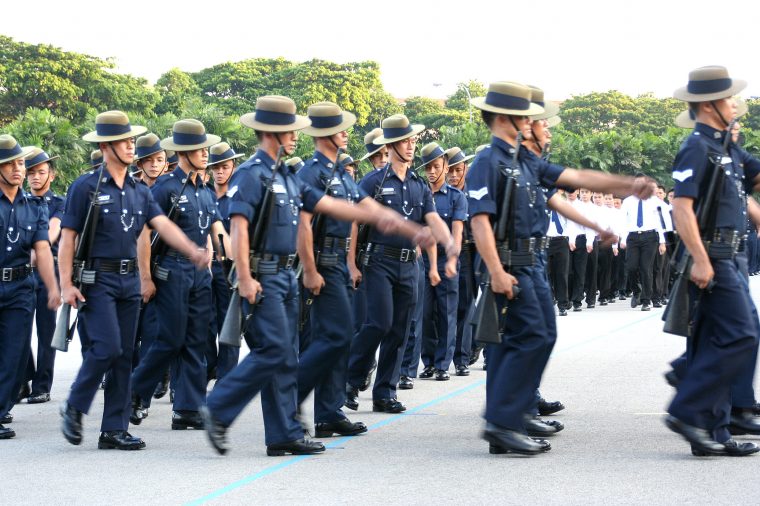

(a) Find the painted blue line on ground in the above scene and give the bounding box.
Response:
[186,311,658,505]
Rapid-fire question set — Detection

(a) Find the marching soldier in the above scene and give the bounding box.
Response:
[359,128,389,172]
[133,133,168,187]
[59,111,206,449]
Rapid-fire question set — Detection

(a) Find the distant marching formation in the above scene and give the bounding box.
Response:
[1,65,760,459]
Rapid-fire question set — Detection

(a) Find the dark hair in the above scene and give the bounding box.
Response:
[254,130,264,142]
[481,110,496,128]
[688,102,701,116]
[634,172,646,179]
[657,184,665,191]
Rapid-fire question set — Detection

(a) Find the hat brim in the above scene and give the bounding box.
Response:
[208,153,245,167]
[448,154,476,167]
[160,134,222,152]
[674,110,695,129]
[83,125,148,143]
[0,146,35,165]
[25,153,60,169]
[531,102,560,121]
[673,79,747,102]
[546,116,562,128]
[301,112,357,137]
[134,147,166,162]
[373,124,426,145]
[240,113,311,132]
[360,146,384,161]
[471,97,544,116]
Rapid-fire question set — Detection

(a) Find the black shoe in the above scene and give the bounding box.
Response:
[372,398,406,413]
[587,303,595,309]
[315,418,367,438]
[641,303,651,311]
[0,425,15,439]
[17,383,30,403]
[490,438,551,454]
[664,370,679,388]
[524,415,564,437]
[608,298,616,304]
[267,438,325,457]
[1,412,12,424]
[435,370,450,381]
[199,406,228,455]
[631,294,640,308]
[482,423,545,456]
[344,385,359,411]
[752,402,760,417]
[98,430,146,450]
[172,411,204,430]
[664,415,725,455]
[652,300,662,308]
[419,365,436,379]
[169,389,175,403]
[692,439,760,457]
[153,371,170,399]
[130,397,148,425]
[728,410,760,435]
[600,300,608,306]
[27,392,51,404]
[398,376,414,390]
[60,402,83,446]
[359,360,376,392]
[455,365,470,376]
[468,347,483,366]
[538,399,565,416]
[572,305,582,312]
[558,308,568,316]
[618,294,626,301]
[483,362,487,371]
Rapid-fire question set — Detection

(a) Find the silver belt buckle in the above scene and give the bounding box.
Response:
[1,268,11,282]
[400,249,412,262]
[285,255,296,269]
[119,259,131,275]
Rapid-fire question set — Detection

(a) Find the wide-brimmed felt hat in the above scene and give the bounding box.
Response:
[338,153,358,168]
[360,128,385,160]
[528,86,560,121]
[134,133,165,162]
[674,66,747,102]
[166,151,178,165]
[373,115,425,145]
[301,102,357,137]
[240,95,311,133]
[90,149,103,167]
[285,157,305,171]
[208,142,244,167]
[546,116,562,128]
[83,110,147,143]
[160,119,220,152]
[675,96,749,129]
[24,147,59,169]
[419,142,446,168]
[472,82,544,116]
[475,144,489,154]
[444,147,475,167]
[0,135,34,165]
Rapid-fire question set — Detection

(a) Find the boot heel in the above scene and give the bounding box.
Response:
[489,444,507,454]
[266,449,286,456]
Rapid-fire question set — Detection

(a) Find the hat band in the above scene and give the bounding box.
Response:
[91,157,103,166]
[167,154,179,164]
[0,144,23,161]
[255,109,297,126]
[25,152,50,168]
[687,77,732,95]
[137,142,162,158]
[485,91,530,112]
[448,152,465,165]
[423,147,445,165]
[383,125,413,139]
[310,114,344,129]
[365,142,381,154]
[210,149,236,164]
[534,100,545,107]
[96,122,133,137]
[173,131,208,147]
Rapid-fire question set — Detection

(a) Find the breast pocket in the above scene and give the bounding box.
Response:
[16,218,38,249]
[273,192,299,225]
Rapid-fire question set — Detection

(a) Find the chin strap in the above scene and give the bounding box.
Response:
[391,143,411,163]
[710,101,730,129]
[108,142,131,167]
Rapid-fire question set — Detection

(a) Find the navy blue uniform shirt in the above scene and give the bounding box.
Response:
[227,149,324,256]
[215,190,232,234]
[466,136,564,239]
[61,169,161,259]
[430,183,467,230]
[0,189,48,267]
[297,150,368,239]
[358,164,435,249]
[40,190,64,255]
[672,123,760,232]
[151,167,220,247]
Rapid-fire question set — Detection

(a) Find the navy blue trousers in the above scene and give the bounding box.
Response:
[347,255,417,400]
[68,272,140,431]
[485,266,551,431]
[206,261,237,380]
[400,256,425,378]
[131,257,211,412]
[24,270,58,395]
[0,276,34,419]
[298,251,353,423]
[530,252,559,414]
[454,248,477,367]
[421,255,459,371]
[668,259,759,441]
[206,269,302,445]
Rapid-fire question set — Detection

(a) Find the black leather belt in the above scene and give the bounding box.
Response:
[549,236,568,242]
[631,229,656,235]
[704,229,746,259]
[92,258,137,274]
[166,249,190,261]
[250,253,296,275]
[496,238,546,268]
[0,264,32,282]
[321,236,350,252]
[367,243,417,263]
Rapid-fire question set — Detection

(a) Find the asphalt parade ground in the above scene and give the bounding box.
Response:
[6,279,760,506]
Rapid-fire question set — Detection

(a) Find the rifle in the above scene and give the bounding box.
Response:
[471,133,523,345]
[149,170,195,280]
[219,146,285,347]
[355,162,392,269]
[663,120,735,337]
[52,162,107,352]
[540,140,552,162]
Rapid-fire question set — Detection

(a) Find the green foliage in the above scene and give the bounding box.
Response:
[445,80,487,111]
[156,68,200,115]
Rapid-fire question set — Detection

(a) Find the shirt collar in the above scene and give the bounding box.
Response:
[694,122,728,143]
[432,183,449,195]
[253,149,276,171]
[491,136,519,158]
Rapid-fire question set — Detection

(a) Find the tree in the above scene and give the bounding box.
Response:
[156,68,201,115]
[445,80,487,111]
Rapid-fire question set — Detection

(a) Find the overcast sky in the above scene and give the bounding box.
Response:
[4,0,759,102]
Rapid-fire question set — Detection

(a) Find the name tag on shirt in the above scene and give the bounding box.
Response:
[272,183,287,194]
[97,194,113,204]
[381,187,396,196]
[178,195,189,204]
[330,177,342,186]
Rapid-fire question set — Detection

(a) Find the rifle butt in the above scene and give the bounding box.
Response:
[662,275,691,337]
[472,285,502,345]
[51,304,72,352]
[219,289,243,347]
